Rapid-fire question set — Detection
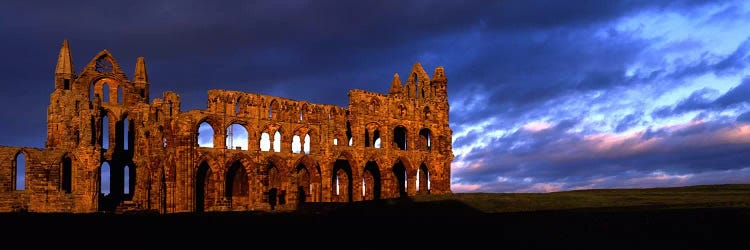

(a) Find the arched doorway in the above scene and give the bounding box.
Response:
[392,160,407,198]
[195,162,211,212]
[332,159,353,202]
[225,161,249,209]
[296,164,310,204]
[265,162,282,210]
[362,161,381,200]
[417,163,430,194]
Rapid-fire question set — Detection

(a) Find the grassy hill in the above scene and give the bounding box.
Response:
[412,184,750,213]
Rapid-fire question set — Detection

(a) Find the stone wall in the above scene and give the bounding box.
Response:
[0,40,454,213]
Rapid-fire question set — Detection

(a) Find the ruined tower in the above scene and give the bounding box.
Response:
[0,41,454,213]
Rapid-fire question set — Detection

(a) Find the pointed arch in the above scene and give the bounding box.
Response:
[293,155,322,204]
[225,161,250,208]
[195,161,212,212]
[332,159,353,203]
[61,155,72,193]
[13,151,27,191]
[226,123,249,150]
[417,162,430,194]
[369,97,380,114]
[292,135,302,154]
[362,160,381,200]
[304,134,311,154]
[393,125,407,150]
[300,103,309,121]
[260,132,271,151]
[197,121,215,148]
[100,162,111,195]
[273,131,282,152]
[262,155,288,210]
[102,82,110,103]
[269,99,279,119]
[120,114,134,151]
[391,160,408,198]
[419,128,432,151]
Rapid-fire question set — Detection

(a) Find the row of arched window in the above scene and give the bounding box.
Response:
[90,81,124,104]
[99,162,132,195]
[196,122,432,152]
[94,115,133,151]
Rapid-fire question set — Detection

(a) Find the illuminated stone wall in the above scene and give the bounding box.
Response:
[0,40,453,213]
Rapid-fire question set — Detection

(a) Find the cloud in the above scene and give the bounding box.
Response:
[453,119,750,192]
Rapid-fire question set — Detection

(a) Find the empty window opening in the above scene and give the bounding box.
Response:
[273,131,281,152]
[75,101,80,115]
[100,162,110,195]
[63,79,70,90]
[154,108,159,121]
[197,122,214,148]
[62,157,72,193]
[102,115,109,150]
[292,135,301,154]
[346,121,353,147]
[393,126,407,150]
[162,138,167,148]
[226,124,249,150]
[117,86,123,104]
[14,152,26,190]
[373,130,381,148]
[102,83,110,103]
[299,110,303,121]
[260,132,271,151]
[303,134,311,154]
[423,106,431,120]
[419,128,431,151]
[168,101,173,116]
[333,138,338,145]
[124,165,130,195]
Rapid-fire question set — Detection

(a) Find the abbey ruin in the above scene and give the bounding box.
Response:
[0,40,453,213]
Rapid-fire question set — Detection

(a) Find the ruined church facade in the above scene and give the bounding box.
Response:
[0,41,453,213]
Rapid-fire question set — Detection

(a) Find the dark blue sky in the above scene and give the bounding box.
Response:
[2,0,750,192]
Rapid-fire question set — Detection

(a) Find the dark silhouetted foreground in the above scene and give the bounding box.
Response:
[3,185,749,249]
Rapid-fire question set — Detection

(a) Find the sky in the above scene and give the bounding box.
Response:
[2,0,750,193]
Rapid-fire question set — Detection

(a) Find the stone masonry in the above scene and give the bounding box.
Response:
[0,40,453,213]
